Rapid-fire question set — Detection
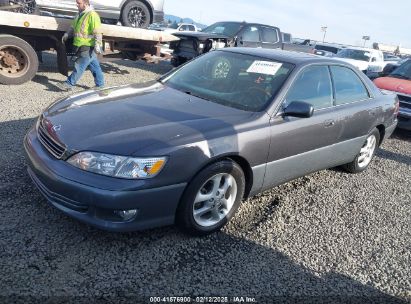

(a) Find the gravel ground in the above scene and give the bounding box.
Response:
[0,53,410,304]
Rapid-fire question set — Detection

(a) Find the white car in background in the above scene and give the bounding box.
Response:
[163,23,198,34]
[334,47,385,76]
[35,0,164,28]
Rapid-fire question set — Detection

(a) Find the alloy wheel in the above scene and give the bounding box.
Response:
[128,6,147,27]
[358,134,377,168]
[193,173,238,227]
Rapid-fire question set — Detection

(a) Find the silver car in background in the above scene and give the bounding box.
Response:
[35,0,164,28]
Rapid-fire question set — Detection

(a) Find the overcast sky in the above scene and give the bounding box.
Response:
[164,0,411,48]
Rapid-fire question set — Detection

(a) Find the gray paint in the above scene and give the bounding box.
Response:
[25,48,398,231]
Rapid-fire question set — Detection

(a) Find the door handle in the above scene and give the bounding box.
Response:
[323,119,335,127]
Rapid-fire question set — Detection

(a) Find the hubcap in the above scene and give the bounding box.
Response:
[0,47,29,77]
[128,7,147,27]
[358,134,377,168]
[193,173,238,227]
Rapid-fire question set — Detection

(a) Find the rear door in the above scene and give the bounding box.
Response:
[329,65,378,142]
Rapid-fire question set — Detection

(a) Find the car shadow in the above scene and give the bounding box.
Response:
[376,148,411,166]
[391,128,411,143]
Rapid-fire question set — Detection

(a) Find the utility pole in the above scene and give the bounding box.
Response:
[321,26,327,43]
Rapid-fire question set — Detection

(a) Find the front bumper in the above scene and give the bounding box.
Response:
[24,128,186,232]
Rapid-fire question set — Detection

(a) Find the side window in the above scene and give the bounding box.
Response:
[330,66,369,105]
[241,26,260,42]
[187,25,195,31]
[261,27,279,43]
[284,66,333,110]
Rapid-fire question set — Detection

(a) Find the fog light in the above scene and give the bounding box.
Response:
[114,209,138,221]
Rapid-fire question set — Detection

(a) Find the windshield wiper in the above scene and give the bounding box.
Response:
[184,90,211,101]
[389,73,410,80]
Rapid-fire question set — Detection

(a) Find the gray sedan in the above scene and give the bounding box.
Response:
[24,48,398,235]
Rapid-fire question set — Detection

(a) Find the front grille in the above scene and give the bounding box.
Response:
[398,94,411,110]
[38,120,66,159]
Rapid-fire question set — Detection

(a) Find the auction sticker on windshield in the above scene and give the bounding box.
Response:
[247,61,282,75]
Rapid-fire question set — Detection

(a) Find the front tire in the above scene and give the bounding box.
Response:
[120,0,151,28]
[176,160,245,236]
[341,128,380,173]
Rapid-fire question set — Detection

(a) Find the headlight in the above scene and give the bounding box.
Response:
[67,152,167,179]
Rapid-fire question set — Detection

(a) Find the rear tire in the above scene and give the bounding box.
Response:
[0,35,39,85]
[120,0,151,28]
[341,128,380,173]
[176,160,245,236]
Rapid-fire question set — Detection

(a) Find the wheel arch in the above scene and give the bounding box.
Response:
[375,124,385,146]
[120,0,154,24]
[184,154,254,200]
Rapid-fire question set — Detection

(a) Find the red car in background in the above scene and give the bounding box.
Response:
[374,59,411,130]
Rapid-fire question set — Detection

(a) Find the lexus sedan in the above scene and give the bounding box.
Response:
[24,48,398,235]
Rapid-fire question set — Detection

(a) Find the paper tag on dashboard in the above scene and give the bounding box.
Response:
[247,61,282,75]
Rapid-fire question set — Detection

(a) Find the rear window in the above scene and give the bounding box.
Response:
[331,66,370,105]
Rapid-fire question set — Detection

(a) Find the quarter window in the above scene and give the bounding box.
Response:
[241,26,260,42]
[285,66,333,110]
[330,66,369,105]
[261,27,279,43]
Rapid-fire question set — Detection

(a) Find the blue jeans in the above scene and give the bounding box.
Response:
[66,50,104,87]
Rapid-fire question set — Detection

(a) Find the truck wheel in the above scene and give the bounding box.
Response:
[0,35,38,85]
[120,0,151,28]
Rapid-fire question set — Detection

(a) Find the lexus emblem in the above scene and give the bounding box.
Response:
[52,125,62,132]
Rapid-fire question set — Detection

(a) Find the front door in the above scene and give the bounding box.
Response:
[262,65,343,190]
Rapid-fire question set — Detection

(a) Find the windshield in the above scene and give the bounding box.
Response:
[336,49,371,62]
[201,22,243,37]
[161,51,294,112]
[390,59,411,80]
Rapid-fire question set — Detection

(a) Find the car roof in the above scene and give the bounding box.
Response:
[209,21,280,28]
[221,48,344,66]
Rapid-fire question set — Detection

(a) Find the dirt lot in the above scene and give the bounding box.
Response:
[0,53,410,303]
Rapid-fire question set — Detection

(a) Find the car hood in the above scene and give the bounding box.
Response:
[42,82,255,156]
[333,58,370,71]
[374,76,411,95]
[173,31,230,40]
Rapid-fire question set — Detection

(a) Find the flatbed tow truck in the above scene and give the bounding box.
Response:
[0,10,178,85]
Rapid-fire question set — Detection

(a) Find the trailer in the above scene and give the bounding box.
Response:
[0,10,178,85]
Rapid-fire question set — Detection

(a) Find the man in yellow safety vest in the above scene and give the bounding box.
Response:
[60,0,104,90]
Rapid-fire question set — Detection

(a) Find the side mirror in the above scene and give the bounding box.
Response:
[283,101,314,118]
[371,57,377,62]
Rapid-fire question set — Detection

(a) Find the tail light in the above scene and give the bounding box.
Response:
[394,96,400,117]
